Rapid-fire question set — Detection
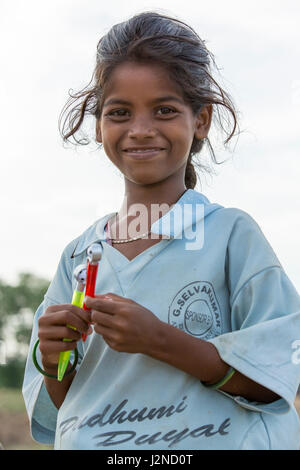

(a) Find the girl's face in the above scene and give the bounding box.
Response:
[96,61,211,188]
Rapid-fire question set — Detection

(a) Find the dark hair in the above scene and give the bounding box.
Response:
[59,10,240,189]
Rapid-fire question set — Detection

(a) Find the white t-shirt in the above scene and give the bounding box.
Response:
[23,189,300,449]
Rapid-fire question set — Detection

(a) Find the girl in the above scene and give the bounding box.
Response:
[23,11,300,450]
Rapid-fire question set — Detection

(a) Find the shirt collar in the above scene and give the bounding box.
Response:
[71,189,222,258]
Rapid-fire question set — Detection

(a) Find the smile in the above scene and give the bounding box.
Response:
[122,149,165,160]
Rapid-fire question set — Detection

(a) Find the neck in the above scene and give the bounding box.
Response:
[109,178,188,240]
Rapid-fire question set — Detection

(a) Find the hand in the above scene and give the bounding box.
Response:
[38,304,92,368]
[85,293,163,354]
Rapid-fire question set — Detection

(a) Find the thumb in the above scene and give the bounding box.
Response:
[94,293,126,302]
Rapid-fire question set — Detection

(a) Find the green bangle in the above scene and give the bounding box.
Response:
[202,366,235,390]
[32,339,78,379]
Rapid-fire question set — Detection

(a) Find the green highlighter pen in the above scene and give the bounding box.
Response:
[57,264,87,382]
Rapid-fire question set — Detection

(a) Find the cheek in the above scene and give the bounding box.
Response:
[171,139,191,164]
[165,120,193,151]
[101,126,126,159]
[101,139,121,166]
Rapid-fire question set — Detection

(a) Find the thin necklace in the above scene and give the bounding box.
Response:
[107,189,188,244]
[109,229,152,244]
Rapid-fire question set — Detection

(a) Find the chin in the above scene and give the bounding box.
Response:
[125,169,166,186]
[128,176,163,186]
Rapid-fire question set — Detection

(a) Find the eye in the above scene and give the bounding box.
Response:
[105,106,178,118]
[157,106,177,115]
[106,109,129,117]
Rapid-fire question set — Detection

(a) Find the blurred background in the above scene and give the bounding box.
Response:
[0,0,299,450]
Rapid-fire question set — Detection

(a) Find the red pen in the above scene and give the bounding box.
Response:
[82,243,103,342]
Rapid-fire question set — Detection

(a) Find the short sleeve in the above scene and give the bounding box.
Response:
[208,210,300,414]
[22,240,84,444]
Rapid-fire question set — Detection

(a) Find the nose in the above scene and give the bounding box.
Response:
[127,115,157,138]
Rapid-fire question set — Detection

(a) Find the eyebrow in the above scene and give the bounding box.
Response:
[103,95,184,107]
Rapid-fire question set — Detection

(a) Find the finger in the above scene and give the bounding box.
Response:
[91,310,115,327]
[39,339,78,356]
[93,322,115,339]
[46,304,92,324]
[95,293,131,303]
[39,325,81,342]
[41,310,91,332]
[46,303,84,314]
[84,296,117,314]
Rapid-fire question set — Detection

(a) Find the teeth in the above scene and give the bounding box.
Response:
[126,149,161,153]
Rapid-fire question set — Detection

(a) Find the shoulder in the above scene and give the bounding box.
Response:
[219,207,273,248]
[52,212,111,276]
[62,211,115,260]
[216,206,279,259]
[188,190,260,232]
[221,208,282,297]
[209,205,271,247]
[201,201,282,284]
[44,213,113,303]
[213,206,261,229]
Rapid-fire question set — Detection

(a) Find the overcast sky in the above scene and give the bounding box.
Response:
[1,0,299,293]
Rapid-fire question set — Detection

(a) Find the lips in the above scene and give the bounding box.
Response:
[122,148,165,160]
[123,147,165,152]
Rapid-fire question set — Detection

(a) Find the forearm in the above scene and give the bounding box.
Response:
[149,321,280,404]
[42,361,76,409]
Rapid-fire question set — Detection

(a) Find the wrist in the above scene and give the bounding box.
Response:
[41,358,75,382]
[144,318,168,359]
[144,321,229,384]
[145,319,173,362]
[32,339,78,381]
[41,357,59,372]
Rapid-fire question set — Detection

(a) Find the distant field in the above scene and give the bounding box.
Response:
[0,387,300,450]
[0,388,53,450]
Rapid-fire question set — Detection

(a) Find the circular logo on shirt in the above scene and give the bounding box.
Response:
[168,281,222,339]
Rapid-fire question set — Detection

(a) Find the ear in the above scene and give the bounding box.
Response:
[96,119,102,143]
[194,104,213,140]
